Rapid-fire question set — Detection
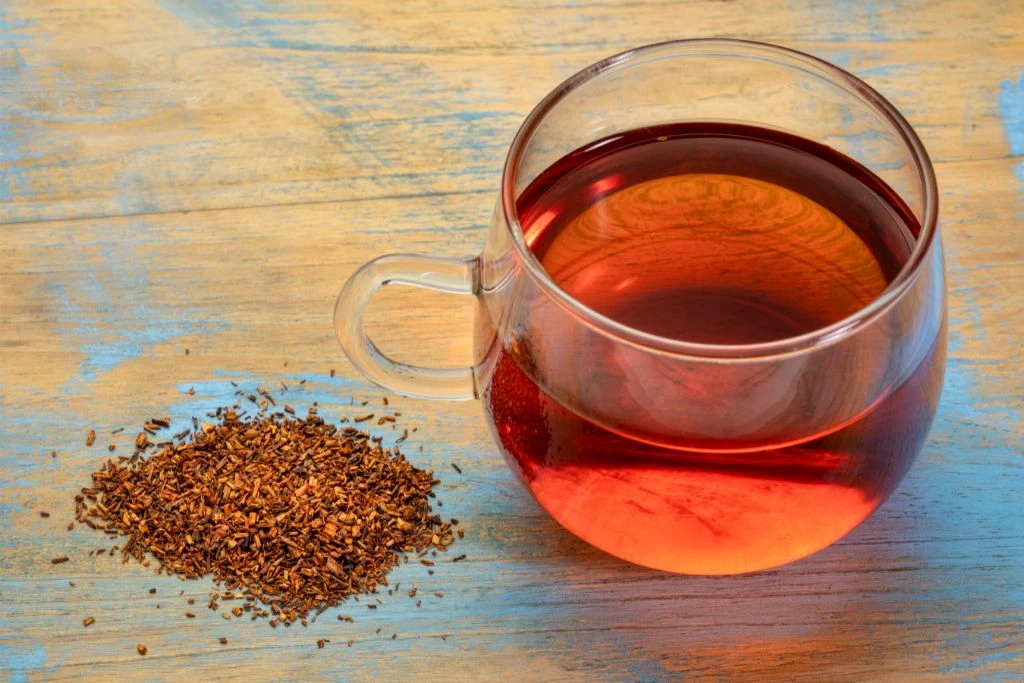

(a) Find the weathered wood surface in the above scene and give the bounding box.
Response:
[1,0,1022,680]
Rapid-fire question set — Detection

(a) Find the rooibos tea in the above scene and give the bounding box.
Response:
[485,123,945,574]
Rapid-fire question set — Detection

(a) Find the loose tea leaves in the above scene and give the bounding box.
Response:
[74,407,454,627]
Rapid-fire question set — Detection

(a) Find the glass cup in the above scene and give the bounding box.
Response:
[334,39,945,575]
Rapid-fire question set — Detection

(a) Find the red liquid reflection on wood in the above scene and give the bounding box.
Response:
[484,124,945,574]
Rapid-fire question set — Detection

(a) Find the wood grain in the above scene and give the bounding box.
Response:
[1,0,1022,680]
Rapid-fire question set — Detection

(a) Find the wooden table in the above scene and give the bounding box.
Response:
[2,1,1022,679]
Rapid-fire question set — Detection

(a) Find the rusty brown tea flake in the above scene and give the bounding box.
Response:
[73,406,456,627]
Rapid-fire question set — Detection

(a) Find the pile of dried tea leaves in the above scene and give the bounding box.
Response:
[74,406,454,627]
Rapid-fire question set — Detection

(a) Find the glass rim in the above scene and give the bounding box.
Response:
[499,38,940,360]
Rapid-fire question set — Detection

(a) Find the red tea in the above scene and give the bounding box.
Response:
[484,123,945,574]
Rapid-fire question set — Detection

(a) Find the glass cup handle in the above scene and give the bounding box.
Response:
[334,254,480,400]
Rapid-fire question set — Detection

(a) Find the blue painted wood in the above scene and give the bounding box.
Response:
[1,0,1022,679]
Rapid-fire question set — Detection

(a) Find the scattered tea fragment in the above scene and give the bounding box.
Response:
[86,430,96,447]
[219,637,228,645]
[73,406,456,627]
[317,639,329,648]
[39,511,50,518]
[51,556,69,564]
[452,554,466,563]
[136,644,147,656]
[82,617,95,627]
[450,462,462,474]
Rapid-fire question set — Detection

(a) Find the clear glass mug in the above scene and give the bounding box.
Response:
[335,40,945,575]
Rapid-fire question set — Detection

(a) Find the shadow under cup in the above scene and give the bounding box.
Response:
[336,40,946,575]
